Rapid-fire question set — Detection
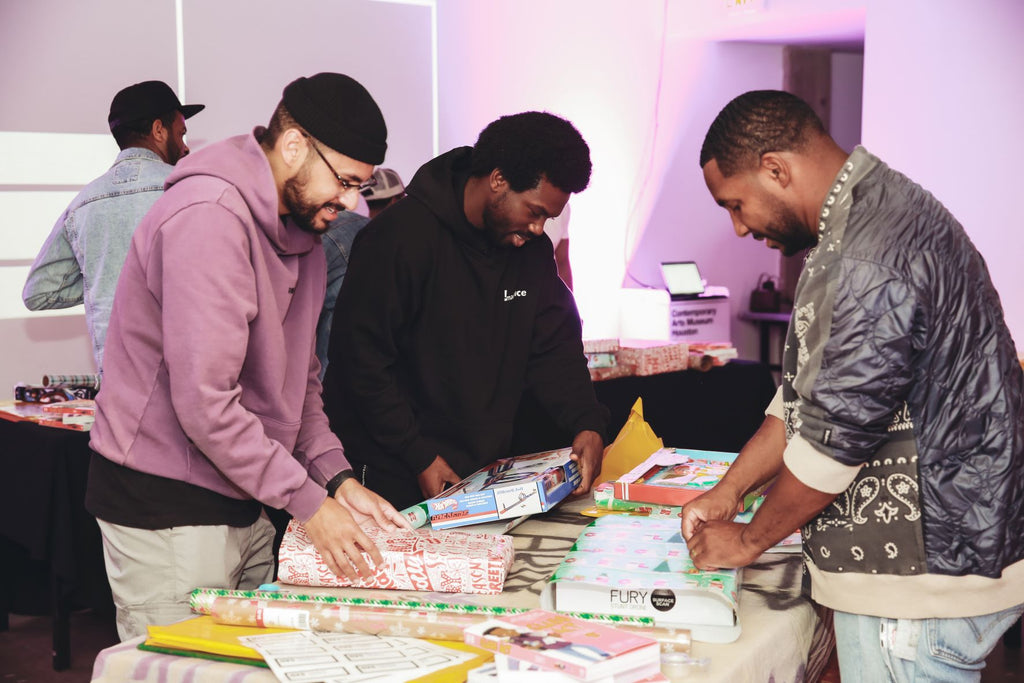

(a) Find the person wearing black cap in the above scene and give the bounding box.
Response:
[23,80,204,375]
[85,73,409,640]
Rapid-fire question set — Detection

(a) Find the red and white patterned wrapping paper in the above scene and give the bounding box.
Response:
[617,341,691,376]
[278,519,515,595]
[583,338,621,354]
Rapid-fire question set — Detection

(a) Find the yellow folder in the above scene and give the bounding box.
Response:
[144,615,491,680]
[145,615,291,661]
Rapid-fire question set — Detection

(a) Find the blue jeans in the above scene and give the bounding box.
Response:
[834,605,1024,682]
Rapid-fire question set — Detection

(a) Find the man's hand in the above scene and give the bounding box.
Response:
[417,455,461,499]
[302,496,383,582]
[569,429,604,494]
[334,478,412,530]
[680,483,745,541]
[686,520,763,570]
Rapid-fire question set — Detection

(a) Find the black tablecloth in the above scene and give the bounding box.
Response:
[511,360,778,455]
[0,419,111,618]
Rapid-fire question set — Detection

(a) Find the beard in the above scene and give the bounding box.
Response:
[283,165,337,234]
[165,137,187,165]
[762,194,817,256]
[481,191,530,248]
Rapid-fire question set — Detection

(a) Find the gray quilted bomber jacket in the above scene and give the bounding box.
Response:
[779,148,1024,600]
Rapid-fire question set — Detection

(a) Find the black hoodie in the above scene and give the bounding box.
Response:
[323,147,606,508]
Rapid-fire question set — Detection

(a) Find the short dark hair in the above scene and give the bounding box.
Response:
[699,90,826,176]
[257,102,306,152]
[470,111,591,194]
[111,111,177,150]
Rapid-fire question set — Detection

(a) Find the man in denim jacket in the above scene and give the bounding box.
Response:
[315,209,368,381]
[314,169,406,380]
[22,81,204,375]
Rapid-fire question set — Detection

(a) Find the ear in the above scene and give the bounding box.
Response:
[150,118,168,144]
[277,128,307,171]
[489,168,507,192]
[759,152,791,188]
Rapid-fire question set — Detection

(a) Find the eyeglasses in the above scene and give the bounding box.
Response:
[303,134,377,193]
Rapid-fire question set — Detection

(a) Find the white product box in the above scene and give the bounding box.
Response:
[668,288,731,343]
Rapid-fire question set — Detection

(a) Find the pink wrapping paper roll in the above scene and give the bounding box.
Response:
[211,596,488,640]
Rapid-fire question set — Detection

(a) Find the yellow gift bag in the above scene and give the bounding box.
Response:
[596,397,663,484]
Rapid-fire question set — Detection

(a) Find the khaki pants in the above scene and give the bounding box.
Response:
[96,513,276,640]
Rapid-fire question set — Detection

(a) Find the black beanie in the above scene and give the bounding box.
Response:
[282,73,387,165]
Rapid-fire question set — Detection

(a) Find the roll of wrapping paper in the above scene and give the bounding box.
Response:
[687,353,714,371]
[192,589,690,650]
[399,501,430,529]
[190,587,523,618]
[42,373,101,389]
[212,597,489,640]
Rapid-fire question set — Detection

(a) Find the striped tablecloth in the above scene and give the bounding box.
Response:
[91,498,827,682]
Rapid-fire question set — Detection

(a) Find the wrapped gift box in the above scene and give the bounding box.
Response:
[582,338,621,354]
[617,340,690,376]
[689,342,738,367]
[278,520,515,595]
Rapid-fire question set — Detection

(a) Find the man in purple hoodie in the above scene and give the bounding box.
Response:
[86,73,409,640]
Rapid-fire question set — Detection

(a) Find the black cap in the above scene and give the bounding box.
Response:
[108,81,204,132]
[282,73,387,165]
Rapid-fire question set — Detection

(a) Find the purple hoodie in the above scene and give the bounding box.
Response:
[90,132,348,522]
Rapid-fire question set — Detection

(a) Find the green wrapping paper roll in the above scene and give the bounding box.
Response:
[42,373,100,388]
[189,588,691,649]
[399,502,430,529]
[189,587,525,617]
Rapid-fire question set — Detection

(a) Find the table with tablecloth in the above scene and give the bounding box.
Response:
[91,495,827,683]
[0,416,111,669]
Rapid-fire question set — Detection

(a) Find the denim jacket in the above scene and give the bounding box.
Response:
[23,148,172,374]
[316,210,369,380]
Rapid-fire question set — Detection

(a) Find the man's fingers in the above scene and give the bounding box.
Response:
[351,529,384,568]
[681,515,694,540]
[330,539,373,581]
[323,548,359,583]
[386,506,414,530]
[688,538,715,570]
[375,503,411,530]
[681,508,705,540]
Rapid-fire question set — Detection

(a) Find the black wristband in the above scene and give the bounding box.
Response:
[325,469,357,498]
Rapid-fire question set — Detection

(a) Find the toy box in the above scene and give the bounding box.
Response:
[427,448,581,530]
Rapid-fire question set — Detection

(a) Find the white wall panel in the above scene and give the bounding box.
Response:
[0,190,80,260]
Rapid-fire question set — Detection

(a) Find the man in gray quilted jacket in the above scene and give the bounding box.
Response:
[682,90,1024,681]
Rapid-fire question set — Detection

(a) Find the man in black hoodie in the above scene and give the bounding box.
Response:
[323,112,606,509]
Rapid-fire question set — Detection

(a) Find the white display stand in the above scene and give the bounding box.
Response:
[616,286,731,344]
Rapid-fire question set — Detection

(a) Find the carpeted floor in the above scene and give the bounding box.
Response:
[0,608,1019,682]
[0,611,117,683]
